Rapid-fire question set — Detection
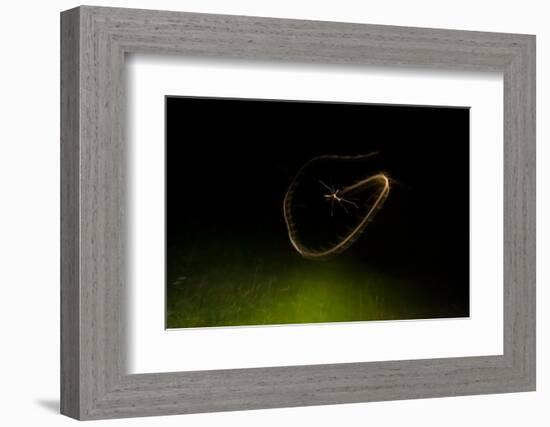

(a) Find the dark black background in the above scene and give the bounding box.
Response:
[166,96,470,303]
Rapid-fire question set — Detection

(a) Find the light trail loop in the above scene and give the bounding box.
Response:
[283,154,390,260]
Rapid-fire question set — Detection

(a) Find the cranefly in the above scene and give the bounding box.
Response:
[283,154,390,260]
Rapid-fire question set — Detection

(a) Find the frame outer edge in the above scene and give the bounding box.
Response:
[60,6,81,420]
[527,35,536,390]
[60,5,537,420]
[503,34,536,390]
[520,35,537,391]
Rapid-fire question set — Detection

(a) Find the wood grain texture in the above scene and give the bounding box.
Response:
[60,5,536,420]
[60,7,80,419]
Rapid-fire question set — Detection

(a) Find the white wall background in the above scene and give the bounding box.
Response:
[0,1,546,425]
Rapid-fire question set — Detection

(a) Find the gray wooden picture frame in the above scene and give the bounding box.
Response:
[60,5,536,420]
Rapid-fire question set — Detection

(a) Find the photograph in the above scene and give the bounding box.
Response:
[50,3,536,421]
[165,96,470,328]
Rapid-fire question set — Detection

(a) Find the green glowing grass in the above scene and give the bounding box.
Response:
[166,244,467,329]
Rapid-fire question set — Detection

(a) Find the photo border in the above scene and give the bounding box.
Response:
[61,6,535,420]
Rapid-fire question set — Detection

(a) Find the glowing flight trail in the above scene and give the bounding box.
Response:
[283,154,390,260]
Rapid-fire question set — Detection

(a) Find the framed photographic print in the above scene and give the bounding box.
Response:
[164,97,470,329]
[61,5,536,420]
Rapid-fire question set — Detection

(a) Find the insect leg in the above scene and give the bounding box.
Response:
[319,180,332,192]
[341,198,359,209]
[340,202,349,214]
